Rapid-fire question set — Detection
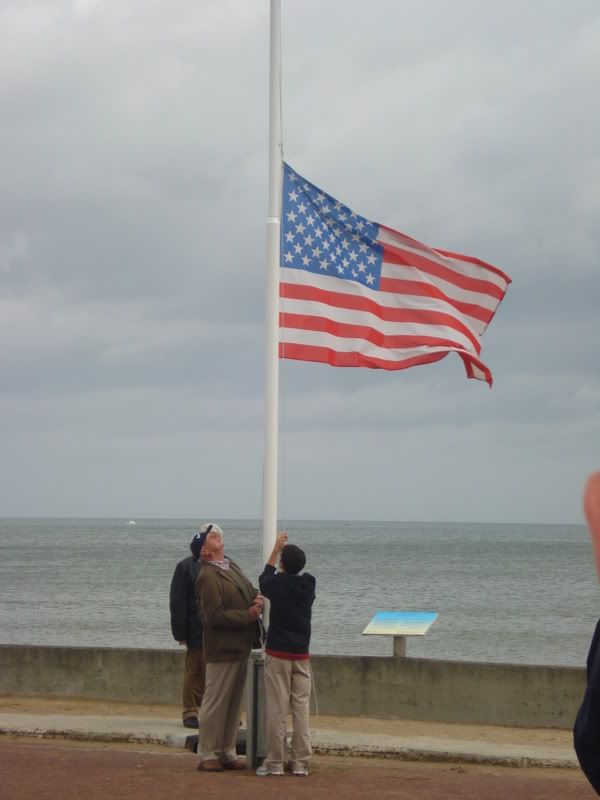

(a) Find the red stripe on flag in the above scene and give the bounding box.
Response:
[456,351,493,386]
[280,342,449,371]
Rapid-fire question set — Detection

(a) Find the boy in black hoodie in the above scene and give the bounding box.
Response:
[257,532,316,777]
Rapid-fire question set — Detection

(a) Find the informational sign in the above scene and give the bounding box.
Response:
[362,610,438,637]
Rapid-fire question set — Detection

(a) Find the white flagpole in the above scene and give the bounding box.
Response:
[262,0,282,566]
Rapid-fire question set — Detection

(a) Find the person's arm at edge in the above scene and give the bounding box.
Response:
[573,471,600,794]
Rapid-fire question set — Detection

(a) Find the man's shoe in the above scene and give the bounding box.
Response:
[197,759,224,772]
[222,759,246,770]
[183,717,199,729]
[293,767,309,776]
[256,764,284,776]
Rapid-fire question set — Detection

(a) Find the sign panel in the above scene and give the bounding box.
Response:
[362,610,438,637]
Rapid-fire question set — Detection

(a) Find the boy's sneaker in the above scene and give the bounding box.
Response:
[293,767,309,776]
[256,764,284,776]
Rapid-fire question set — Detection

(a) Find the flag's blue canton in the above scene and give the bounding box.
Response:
[281,163,383,290]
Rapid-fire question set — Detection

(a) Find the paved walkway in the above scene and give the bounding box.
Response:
[0,696,579,769]
[1,740,595,800]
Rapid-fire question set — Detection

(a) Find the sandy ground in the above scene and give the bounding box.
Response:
[0,737,595,800]
[0,695,574,749]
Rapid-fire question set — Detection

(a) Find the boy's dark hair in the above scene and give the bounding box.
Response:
[280,544,306,575]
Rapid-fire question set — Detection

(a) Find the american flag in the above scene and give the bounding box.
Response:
[279,163,511,386]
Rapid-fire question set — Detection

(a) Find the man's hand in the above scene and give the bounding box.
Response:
[248,604,261,621]
[248,593,265,621]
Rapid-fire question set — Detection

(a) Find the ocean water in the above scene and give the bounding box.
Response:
[0,518,597,667]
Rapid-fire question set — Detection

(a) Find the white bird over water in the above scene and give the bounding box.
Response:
[127,520,136,526]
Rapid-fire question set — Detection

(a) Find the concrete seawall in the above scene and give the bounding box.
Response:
[0,645,585,730]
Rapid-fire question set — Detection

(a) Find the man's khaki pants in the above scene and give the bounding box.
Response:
[182,647,205,722]
[264,654,311,772]
[197,659,247,764]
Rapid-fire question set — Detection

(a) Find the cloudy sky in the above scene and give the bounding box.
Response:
[1,0,598,523]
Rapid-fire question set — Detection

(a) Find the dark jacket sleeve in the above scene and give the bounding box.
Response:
[574,619,600,795]
[259,564,277,599]
[169,561,188,642]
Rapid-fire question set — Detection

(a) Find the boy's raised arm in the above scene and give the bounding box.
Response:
[260,532,289,595]
[266,532,288,567]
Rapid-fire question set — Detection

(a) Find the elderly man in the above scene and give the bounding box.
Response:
[194,522,263,772]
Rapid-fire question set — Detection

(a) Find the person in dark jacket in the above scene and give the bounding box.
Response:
[257,532,316,777]
[574,470,600,796]
[169,533,205,728]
